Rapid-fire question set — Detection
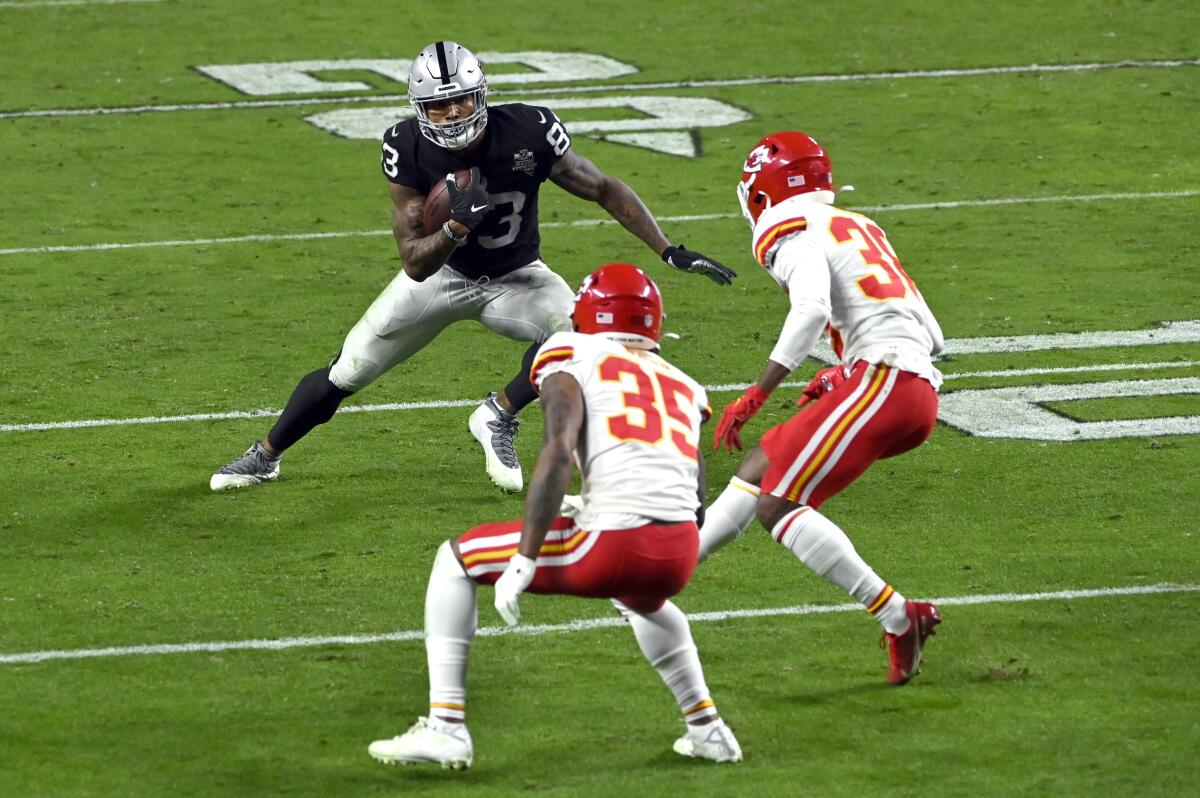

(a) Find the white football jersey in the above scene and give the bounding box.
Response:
[530,331,710,531]
[752,194,944,388]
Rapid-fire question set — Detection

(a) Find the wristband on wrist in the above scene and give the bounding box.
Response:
[746,384,769,408]
[442,220,467,246]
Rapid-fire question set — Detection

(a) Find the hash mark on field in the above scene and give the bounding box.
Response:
[0,583,1195,665]
[2,359,1198,434]
[0,190,1196,257]
[1,58,1196,118]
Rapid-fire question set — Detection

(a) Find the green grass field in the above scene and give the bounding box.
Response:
[2,1,1198,795]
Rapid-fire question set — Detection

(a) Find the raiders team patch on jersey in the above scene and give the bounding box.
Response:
[513,148,537,176]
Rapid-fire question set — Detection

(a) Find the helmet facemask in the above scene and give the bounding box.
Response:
[736,174,772,229]
[408,41,489,150]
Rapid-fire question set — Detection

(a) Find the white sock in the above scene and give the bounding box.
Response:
[771,507,909,635]
[424,540,477,722]
[698,477,760,562]
[617,599,718,724]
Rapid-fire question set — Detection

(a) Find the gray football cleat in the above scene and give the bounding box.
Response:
[210,440,281,491]
[673,720,743,763]
[468,392,522,492]
[369,717,473,770]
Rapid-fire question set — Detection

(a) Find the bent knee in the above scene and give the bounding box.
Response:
[439,539,470,577]
[755,492,794,534]
[735,446,770,486]
[328,355,376,392]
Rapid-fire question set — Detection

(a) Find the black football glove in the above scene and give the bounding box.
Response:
[662,244,737,285]
[447,166,490,230]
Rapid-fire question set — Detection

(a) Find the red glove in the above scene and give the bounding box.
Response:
[795,366,847,408]
[713,385,769,452]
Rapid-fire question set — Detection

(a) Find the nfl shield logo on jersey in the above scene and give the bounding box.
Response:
[513,148,537,176]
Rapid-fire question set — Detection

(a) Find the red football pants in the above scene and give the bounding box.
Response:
[760,360,938,509]
[456,516,699,613]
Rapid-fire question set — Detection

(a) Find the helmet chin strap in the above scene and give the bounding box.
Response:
[778,189,836,207]
[429,104,487,150]
[744,188,837,228]
[596,331,659,350]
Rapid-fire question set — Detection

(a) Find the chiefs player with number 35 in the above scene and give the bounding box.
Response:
[704,131,946,686]
[368,264,741,769]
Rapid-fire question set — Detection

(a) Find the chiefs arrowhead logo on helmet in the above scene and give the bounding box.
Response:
[743,143,774,174]
[737,131,835,228]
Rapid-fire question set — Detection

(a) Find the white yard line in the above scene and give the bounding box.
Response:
[0,0,162,7]
[705,360,1200,392]
[2,58,1196,119]
[3,360,1197,434]
[521,58,1200,96]
[940,360,1200,381]
[0,228,393,257]
[1,190,1196,258]
[856,190,1200,212]
[0,400,478,433]
[1,582,1194,665]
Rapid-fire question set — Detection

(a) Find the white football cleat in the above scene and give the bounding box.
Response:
[468,392,523,492]
[210,440,281,491]
[673,720,743,763]
[368,716,473,770]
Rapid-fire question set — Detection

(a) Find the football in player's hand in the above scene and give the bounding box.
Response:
[422,170,472,235]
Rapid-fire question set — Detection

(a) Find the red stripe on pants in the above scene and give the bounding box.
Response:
[760,361,938,509]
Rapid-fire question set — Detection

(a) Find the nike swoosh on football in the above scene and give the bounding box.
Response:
[470,203,488,212]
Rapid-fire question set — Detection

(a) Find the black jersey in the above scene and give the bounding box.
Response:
[381,103,572,280]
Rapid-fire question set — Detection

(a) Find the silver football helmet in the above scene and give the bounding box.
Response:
[408,41,488,150]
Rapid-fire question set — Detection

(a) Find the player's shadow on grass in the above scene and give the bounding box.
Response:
[775,680,894,706]
[368,766,503,786]
[56,469,521,549]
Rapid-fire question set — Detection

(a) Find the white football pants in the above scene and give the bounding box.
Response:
[329,260,573,392]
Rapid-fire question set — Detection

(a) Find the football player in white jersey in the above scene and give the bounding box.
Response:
[703,131,945,685]
[368,264,741,769]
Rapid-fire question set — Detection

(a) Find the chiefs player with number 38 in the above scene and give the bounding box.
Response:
[704,131,946,685]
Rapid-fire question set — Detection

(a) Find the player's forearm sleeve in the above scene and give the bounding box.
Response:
[915,289,946,356]
[768,300,830,370]
[768,242,832,370]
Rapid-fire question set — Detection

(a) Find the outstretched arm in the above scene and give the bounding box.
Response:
[713,244,831,451]
[549,150,671,255]
[549,151,735,284]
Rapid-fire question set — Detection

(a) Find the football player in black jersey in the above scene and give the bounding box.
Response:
[211,40,735,493]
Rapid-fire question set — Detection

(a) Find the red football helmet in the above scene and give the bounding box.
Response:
[737,131,834,227]
[571,263,663,349]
